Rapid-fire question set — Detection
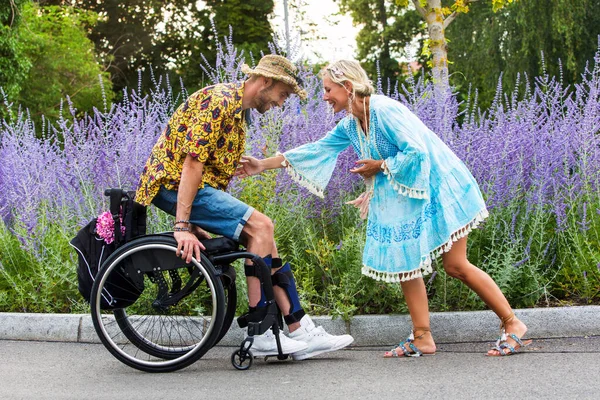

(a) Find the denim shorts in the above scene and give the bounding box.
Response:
[152,185,255,241]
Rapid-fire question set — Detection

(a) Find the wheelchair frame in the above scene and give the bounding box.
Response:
[90,232,288,373]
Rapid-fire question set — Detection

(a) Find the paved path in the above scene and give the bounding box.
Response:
[2,337,599,399]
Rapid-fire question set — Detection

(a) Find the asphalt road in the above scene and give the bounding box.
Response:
[2,336,599,399]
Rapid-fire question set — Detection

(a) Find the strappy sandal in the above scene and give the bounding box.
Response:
[383,328,436,358]
[488,312,532,357]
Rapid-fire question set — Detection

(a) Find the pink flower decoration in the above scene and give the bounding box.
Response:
[96,211,125,244]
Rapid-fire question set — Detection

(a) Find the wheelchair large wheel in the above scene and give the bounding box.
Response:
[91,235,226,373]
[114,278,236,358]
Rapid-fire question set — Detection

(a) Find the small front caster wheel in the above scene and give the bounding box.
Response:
[231,349,253,370]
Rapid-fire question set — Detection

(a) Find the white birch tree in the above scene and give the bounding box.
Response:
[402,0,516,92]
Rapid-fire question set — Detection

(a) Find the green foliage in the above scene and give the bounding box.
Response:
[180,0,275,92]
[208,0,274,57]
[553,194,600,305]
[338,0,423,87]
[15,2,114,124]
[0,25,31,108]
[61,0,197,95]
[447,0,600,108]
[0,212,81,313]
[0,0,32,114]
[157,3,213,92]
[475,204,553,307]
[1,188,599,315]
[264,192,408,321]
[491,0,515,12]
[338,0,519,92]
[1,0,26,26]
[33,1,274,96]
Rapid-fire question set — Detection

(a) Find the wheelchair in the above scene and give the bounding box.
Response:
[90,230,288,373]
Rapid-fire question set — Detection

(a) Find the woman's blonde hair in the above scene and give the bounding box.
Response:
[320,60,375,97]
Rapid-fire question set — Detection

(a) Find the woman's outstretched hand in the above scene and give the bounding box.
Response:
[349,159,384,179]
[235,155,265,178]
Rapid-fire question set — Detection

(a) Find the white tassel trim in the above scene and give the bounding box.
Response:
[277,152,325,198]
[361,208,489,283]
[430,208,489,257]
[362,262,433,283]
[382,162,429,200]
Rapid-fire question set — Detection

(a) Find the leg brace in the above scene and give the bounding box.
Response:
[271,260,306,325]
[244,257,305,325]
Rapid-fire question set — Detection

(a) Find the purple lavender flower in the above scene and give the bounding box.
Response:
[1,33,600,253]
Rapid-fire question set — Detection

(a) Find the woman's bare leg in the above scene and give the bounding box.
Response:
[384,277,436,356]
[442,236,528,355]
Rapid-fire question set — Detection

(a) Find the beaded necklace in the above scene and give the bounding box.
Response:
[346,96,375,219]
[356,96,375,191]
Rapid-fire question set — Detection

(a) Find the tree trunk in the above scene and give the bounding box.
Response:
[376,0,392,74]
[413,0,449,92]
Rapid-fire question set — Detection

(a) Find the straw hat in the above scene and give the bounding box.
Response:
[241,55,307,100]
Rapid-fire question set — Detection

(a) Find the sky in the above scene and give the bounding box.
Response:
[270,0,360,63]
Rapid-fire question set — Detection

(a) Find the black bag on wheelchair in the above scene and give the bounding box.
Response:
[70,189,147,309]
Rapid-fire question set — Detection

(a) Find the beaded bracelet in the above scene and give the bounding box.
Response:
[173,227,190,232]
[174,219,190,225]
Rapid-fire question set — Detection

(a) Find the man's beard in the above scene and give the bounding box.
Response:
[255,86,276,114]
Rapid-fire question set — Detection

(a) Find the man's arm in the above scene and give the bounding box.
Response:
[175,153,206,263]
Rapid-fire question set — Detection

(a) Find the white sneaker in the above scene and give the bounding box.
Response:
[247,328,308,357]
[288,315,354,360]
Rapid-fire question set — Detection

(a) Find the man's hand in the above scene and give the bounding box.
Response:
[174,231,206,264]
[235,156,265,178]
[349,159,384,179]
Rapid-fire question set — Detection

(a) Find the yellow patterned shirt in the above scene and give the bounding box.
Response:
[135,83,247,205]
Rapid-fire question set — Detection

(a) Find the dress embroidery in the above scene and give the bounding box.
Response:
[366,201,438,244]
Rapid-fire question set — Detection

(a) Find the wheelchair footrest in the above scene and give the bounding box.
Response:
[237,302,278,332]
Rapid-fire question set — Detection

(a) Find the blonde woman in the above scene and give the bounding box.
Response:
[236,60,531,357]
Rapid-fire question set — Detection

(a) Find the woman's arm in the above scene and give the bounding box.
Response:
[235,154,286,178]
[375,97,431,199]
[236,122,351,197]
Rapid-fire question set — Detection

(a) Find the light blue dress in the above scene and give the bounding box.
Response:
[281,95,488,283]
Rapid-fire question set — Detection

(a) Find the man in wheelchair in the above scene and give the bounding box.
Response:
[135,55,354,360]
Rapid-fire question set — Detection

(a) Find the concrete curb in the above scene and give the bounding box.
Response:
[1,306,599,346]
